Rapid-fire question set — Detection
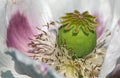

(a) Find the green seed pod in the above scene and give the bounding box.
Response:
[57,10,97,58]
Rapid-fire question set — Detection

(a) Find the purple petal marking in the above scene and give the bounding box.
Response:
[38,62,49,73]
[6,12,35,57]
[118,19,120,27]
[94,13,104,38]
[107,64,120,78]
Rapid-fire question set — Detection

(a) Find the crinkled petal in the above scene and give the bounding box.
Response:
[45,0,74,20]
[6,0,53,56]
[99,0,120,77]
[0,0,7,52]
[99,24,120,78]
[107,64,120,78]
[6,11,35,56]
[47,0,112,38]
[0,48,63,78]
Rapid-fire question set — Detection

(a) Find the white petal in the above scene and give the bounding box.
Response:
[6,0,53,29]
[99,25,120,78]
[0,48,63,78]
[46,0,112,22]
[0,49,30,78]
[5,0,57,56]
[0,0,7,52]
[99,0,120,77]
[45,0,74,20]
[46,0,113,42]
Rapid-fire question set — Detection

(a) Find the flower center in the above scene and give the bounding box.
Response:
[28,21,105,78]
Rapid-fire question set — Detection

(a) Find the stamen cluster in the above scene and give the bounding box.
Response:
[28,22,105,78]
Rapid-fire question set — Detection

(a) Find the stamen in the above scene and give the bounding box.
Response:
[28,21,106,78]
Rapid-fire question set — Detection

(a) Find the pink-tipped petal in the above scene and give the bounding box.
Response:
[5,0,53,58]
[94,13,104,38]
[6,12,35,56]
[118,19,120,27]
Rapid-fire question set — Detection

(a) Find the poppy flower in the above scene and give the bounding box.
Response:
[0,0,120,78]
